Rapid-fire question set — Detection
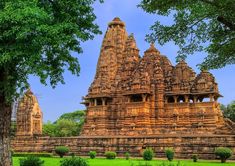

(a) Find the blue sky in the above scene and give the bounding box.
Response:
[29,0,235,122]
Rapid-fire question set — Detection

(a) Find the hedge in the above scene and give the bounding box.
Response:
[13,152,53,157]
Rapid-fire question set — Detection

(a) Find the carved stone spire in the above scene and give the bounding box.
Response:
[144,43,160,55]
[16,89,43,136]
[89,17,128,96]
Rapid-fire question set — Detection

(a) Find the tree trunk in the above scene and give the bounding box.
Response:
[0,98,12,166]
[0,67,12,166]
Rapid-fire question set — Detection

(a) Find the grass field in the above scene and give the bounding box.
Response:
[13,157,235,166]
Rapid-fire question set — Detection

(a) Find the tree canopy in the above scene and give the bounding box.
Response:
[0,0,101,102]
[221,101,235,122]
[43,110,86,137]
[139,0,235,69]
[0,0,101,165]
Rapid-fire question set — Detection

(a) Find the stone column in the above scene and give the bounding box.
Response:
[94,99,97,106]
[127,96,130,103]
[173,96,178,103]
[185,95,189,103]
[102,98,106,106]
[142,94,147,102]
[209,95,214,102]
[165,96,168,104]
[193,96,197,103]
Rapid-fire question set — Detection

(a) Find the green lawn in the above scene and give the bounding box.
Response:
[13,157,235,166]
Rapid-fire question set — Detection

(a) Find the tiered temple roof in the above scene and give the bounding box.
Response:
[81,18,233,136]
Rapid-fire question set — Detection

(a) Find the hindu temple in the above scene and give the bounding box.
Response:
[12,18,235,159]
[16,89,43,136]
[81,17,234,136]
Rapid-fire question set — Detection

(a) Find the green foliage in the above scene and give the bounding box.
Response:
[221,101,235,122]
[13,153,52,158]
[42,121,57,137]
[58,110,85,123]
[89,151,97,159]
[19,156,44,166]
[214,147,233,163]
[10,121,17,137]
[43,110,86,137]
[55,146,70,158]
[60,157,88,166]
[70,152,75,158]
[125,152,130,160]
[139,0,235,69]
[165,148,174,161]
[0,0,100,163]
[157,161,184,166]
[105,151,117,159]
[0,0,101,102]
[143,148,154,161]
[192,154,198,162]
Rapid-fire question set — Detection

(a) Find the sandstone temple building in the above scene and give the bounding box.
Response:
[16,89,43,136]
[81,17,234,136]
[12,18,235,159]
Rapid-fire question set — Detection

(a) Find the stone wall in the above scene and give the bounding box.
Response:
[12,134,235,160]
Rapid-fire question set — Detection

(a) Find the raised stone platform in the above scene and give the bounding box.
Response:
[12,134,235,159]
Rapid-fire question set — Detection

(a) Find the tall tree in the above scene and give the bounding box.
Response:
[221,101,235,122]
[139,0,235,69]
[0,0,101,165]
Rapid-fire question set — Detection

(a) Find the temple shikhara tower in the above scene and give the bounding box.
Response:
[16,89,43,136]
[81,17,234,136]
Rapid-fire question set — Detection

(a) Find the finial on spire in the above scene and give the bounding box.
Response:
[144,43,160,54]
[108,17,125,27]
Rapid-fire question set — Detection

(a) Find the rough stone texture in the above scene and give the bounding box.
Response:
[13,18,235,159]
[16,89,43,136]
[81,17,235,136]
[12,135,235,159]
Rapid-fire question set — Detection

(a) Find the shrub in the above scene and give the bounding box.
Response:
[89,151,97,159]
[70,152,75,157]
[13,153,52,158]
[125,152,130,160]
[165,148,174,161]
[192,154,198,162]
[105,151,117,159]
[143,148,154,161]
[19,156,44,166]
[55,146,70,158]
[215,147,233,163]
[60,157,88,166]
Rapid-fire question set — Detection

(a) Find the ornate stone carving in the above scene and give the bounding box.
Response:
[16,89,43,136]
[81,17,233,136]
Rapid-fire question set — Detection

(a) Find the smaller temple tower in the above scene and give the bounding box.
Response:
[16,89,43,136]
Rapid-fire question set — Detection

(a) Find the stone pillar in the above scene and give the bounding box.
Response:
[127,96,130,103]
[193,96,197,103]
[165,96,168,104]
[142,94,147,102]
[209,95,214,102]
[173,96,178,103]
[185,95,189,103]
[94,99,97,106]
[102,98,106,106]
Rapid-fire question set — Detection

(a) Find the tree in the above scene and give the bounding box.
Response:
[221,101,235,122]
[139,0,235,69]
[215,147,233,163]
[58,110,85,123]
[0,0,101,165]
[42,110,85,137]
